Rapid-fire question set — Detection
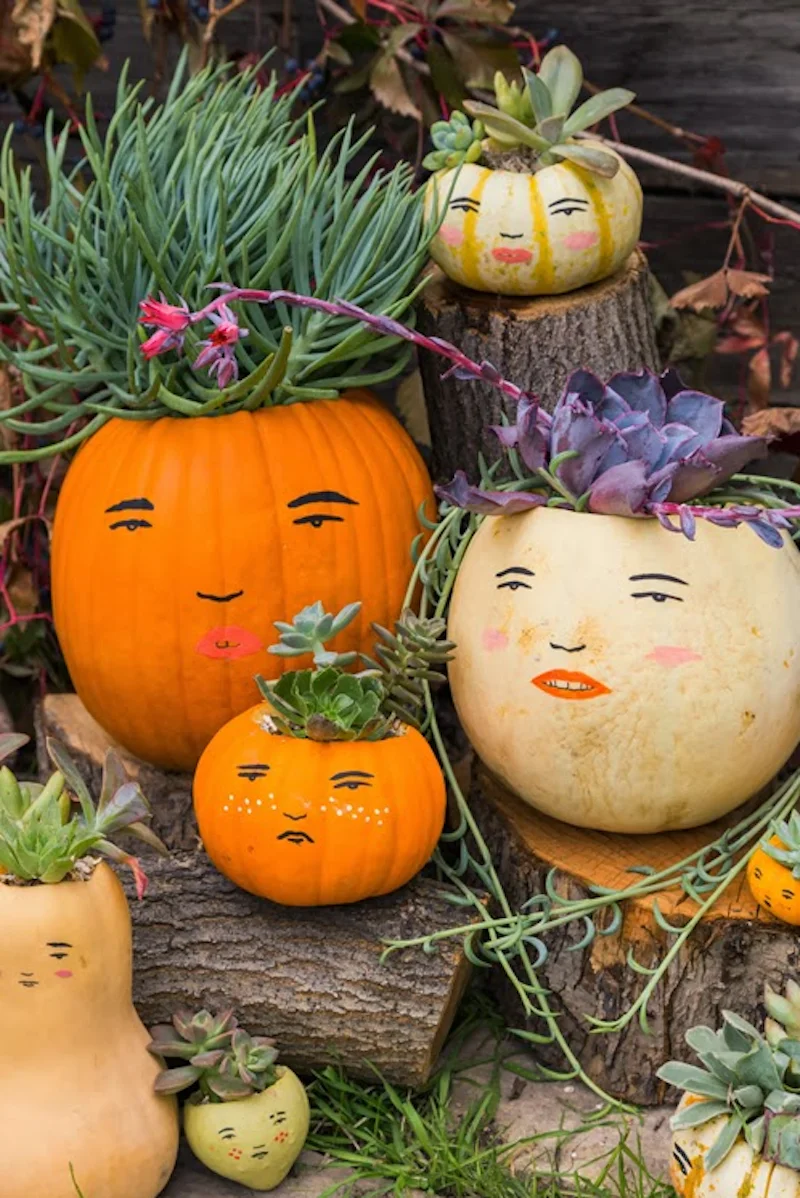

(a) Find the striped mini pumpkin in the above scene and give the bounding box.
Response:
[425,143,643,296]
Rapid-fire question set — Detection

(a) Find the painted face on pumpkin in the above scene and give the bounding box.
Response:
[6,940,77,991]
[447,506,800,833]
[52,394,434,770]
[104,488,360,663]
[426,157,643,296]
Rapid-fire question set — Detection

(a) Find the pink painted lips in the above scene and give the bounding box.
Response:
[492,247,533,264]
[196,626,264,660]
[531,669,611,700]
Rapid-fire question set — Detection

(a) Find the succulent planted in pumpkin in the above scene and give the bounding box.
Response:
[193,601,451,906]
[748,814,800,925]
[150,1010,279,1102]
[258,600,454,742]
[658,1009,800,1178]
[0,55,438,772]
[0,733,164,895]
[424,46,642,295]
[148,1010,309,1191]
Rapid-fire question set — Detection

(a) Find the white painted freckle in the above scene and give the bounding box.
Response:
[384,807,390,813]
[247,810,253,815]
[351,814,357,820]
[244,798,250,805]
[365,816,370,823]
[228,794,234,802]
[345,804,352,812]
[269,793,274,799]
[358,807,364,813]
[374,808,381,815]
[223,805,229,812]
[377,820,384,827]
[256,799,262,806]
[237,807,243,813]
[320,805,327,812]
[336,809,343,817]
[271,804,277,811]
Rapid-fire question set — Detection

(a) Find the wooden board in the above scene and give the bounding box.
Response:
[36,693,480,1089]
[468,759,800,1105]
[417,251,658,482]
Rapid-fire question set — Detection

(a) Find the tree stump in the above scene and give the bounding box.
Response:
[36,694,481,1088]
[468,760,797,1107]
[417,251,659,482]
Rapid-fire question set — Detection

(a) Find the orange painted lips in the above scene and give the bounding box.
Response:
[531,669,611,700]
[195,626,264,660]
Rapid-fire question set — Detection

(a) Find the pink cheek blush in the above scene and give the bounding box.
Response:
[563,231,599,252]
[439,224,465,247]
[55,970,73,979]
[645,646,703,668]
[482,628,509,652]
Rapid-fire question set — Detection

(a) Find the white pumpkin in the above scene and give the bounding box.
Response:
[671,1097,800,1197]
[447,506,800,833]
[425,145,642,296]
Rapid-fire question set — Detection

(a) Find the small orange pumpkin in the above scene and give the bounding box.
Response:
[193,704,446,906]
[747,829,800,926]
[52,390,434,771]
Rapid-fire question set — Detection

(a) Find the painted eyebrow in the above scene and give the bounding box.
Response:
[47,942,73,947]
[238,763,270,769]
[287,491,359,508]
[217,1127,235,1134]
[496,567,535,578]
[629,573,688,586]
[451,195,480,206]
[330,770,375,780]
[549,196,589,207]
[105,497,154,513]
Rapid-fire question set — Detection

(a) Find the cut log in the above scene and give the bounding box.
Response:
[416,251,659,482]
[468,760,798,1107]
[36,694,479,1088]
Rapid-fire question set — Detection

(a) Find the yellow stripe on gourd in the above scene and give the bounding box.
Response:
[527,175,555,294]
[577,170,614,279]
[460,171,490,284]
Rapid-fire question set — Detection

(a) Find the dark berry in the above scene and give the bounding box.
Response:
[305,58,316,70]
[13,118,26,134]
[285,57,298,73]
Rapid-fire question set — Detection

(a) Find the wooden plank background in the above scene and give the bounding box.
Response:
[2,0,800,405]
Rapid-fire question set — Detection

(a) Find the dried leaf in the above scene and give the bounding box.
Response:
[369,51,421,119]
[725,268,772,299]
[742,407,800,441]
[52,0,104,84]
[670,269,729,312]
[11,0,57,70]
[350,0,367,18]
[747,346,772,410]
[774,331,799,390]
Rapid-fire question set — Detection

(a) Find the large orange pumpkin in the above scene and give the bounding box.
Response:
[193,704,446,906]
[52,390,434,771]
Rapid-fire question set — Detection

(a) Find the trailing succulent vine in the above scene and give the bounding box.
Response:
[136,285,800,1105]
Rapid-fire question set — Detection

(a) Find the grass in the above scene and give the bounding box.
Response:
[306,994,674,1198]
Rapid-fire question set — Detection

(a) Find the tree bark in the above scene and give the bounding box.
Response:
[36,694,479,1088]
[468,760,797,1107]
[417,251,659,482]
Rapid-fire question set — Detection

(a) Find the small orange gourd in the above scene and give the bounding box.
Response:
[52,390,434,772]
[747,814,800,925]
[193,601,449,906]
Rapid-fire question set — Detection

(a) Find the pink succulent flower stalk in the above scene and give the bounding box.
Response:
[138,294,192,359]
[192,303,248,388]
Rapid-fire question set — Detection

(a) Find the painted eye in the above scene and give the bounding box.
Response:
[631,591,683,604]
[239,773,263,782]
[450,201,479,214]
[754,867,763,879]
[555,206,583,216]
[782,889,796,900]
[49,952,69,960]
[109,518,152,532]
[498,580,532,592]
[293,514,344,529]
[334,781,369,791]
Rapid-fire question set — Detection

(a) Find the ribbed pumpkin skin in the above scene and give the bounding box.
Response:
[747,835,800,925]
[671,1096,800,1197]
[1,864,179,1197]
[193,705,446,905]
[425,147,642,295]
[52,390,434,770]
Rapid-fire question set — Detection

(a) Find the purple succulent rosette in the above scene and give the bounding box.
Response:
[436,368,800,546]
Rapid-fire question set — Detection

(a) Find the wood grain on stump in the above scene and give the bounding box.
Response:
[469,761,797,1106]
[417,251,659,482]
[36,694,479,1088]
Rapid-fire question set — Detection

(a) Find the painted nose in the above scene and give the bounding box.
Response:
[550,641,586,654]
[196,589,244,603]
